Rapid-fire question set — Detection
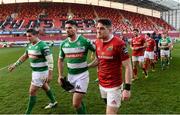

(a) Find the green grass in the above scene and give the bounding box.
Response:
[0,43,180,114]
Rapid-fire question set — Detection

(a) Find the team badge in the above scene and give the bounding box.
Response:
[76,85,81,90]
[64,43,70,47]
[107,45,113,51]
[111,100,117,105]
[77,41,81,46]
[35,46,38,49]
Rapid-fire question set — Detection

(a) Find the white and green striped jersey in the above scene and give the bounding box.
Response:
[26,41,52,72]
[159,37,171,50]
[59,35,95,75]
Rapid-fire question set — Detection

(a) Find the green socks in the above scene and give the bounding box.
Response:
[26,96,36,114]
[46,89,56,103]
[76,101,86,114]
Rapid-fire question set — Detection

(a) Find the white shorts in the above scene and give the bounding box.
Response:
[31,71,48,87]
[132,56,144,62]
[144,51,155,59]
[160,50,170,57]
[99,85,123,107]
[68,71,89,93]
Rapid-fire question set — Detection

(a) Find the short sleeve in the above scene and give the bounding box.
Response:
[59,42,65,59]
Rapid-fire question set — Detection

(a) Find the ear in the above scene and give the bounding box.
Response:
[109,27,113,33]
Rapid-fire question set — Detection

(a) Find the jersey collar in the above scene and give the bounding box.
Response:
[103,35,114,43]
[68,34,81,43]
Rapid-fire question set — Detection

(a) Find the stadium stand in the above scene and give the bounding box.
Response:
[0,2,178,43]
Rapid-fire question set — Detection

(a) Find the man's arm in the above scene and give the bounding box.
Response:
[122,58,132,85]
[122,58,133,101]
[45,54,54,83]
[57,57,64,84]
[8,53,28,72]
[88,57,98,68]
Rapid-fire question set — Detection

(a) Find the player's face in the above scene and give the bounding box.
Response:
[65,24,77,38]
[162,33,167,38]
[26,33,35,43]
[133,30,139,37]
[96,23,111,40]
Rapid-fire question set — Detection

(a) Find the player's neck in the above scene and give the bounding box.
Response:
[31,37,40,45]
[103,34,113,42]
[69,34,77,42]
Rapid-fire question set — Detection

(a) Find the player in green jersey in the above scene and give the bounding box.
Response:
[8,29,57,114]
[58,20,95,114]
[158,31,171,70]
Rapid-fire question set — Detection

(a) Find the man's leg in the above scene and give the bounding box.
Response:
[144,58,150,71]
[106,86,122,114]
[150,59,155,71]
[132,61,138,80]
[140,61,148,78]
[161,56,166,70]
[73,92,86,114]
[42,83,56,103]
[42,83,57,109]
[106,106,119,114]
[26,84,38,114]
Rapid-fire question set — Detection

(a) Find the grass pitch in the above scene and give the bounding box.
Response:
[0,43,180,114]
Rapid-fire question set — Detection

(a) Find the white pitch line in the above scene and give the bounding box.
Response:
[0,65,9,71]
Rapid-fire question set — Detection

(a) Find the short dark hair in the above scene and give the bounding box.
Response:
[133,28,139,32]
[97,18,112,27]
[26,28,39,35]
[163,31,168,35]
[65,20,78,27]
[147,33,151,37]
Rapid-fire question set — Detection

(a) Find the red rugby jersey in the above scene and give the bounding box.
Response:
[95,36,129,88]
[131,35,146,56]
[146,38,156,52]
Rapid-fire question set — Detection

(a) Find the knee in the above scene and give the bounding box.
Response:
[73,102,81,109]
[29,89,36,96]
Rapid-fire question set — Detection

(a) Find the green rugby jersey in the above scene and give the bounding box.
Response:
[26,40,52,72]
[59,35,95,75]
[159,37,171,49]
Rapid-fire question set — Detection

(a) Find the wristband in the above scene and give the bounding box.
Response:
[124,83,131,91]
[15,60,22,67]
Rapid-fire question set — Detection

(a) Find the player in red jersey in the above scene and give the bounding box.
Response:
[130,29,148,79]
[88,19,132,114]
[144,33,156,72]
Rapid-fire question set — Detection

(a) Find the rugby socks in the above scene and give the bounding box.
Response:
[76,101,86,114]
[144,61,149,70]
[142,67,148,76]
[166,58,170,66]
[26,96,36,114]
[46,89,56,103]
[161,60,165,69]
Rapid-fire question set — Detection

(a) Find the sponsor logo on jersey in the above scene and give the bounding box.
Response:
[98,55,113,59]
[28,54,39,59]
[66,53,83,58]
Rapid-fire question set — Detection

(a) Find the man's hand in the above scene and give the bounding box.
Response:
[132,47,139,50]
[58,75,63,85]
[58,76,74,91]
[8,64,16,72]
[47,70,53,83]
[122,90,131,101]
